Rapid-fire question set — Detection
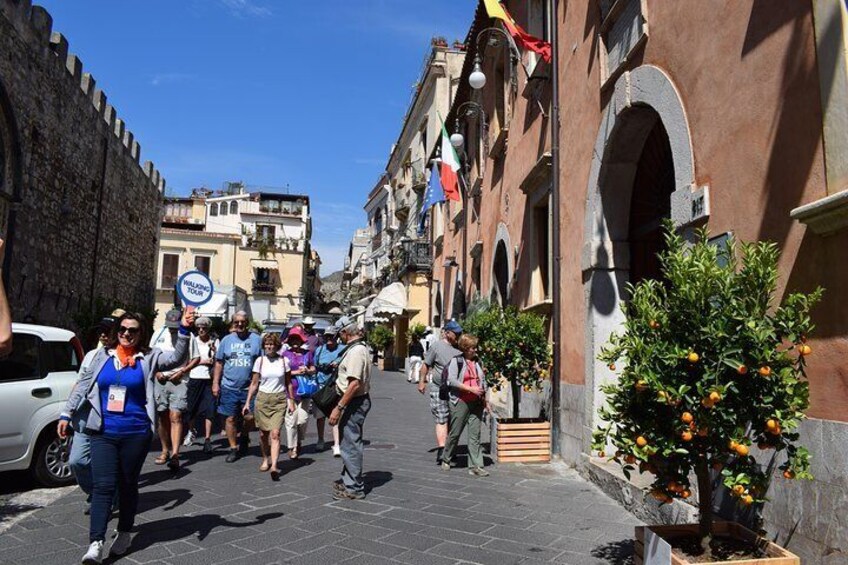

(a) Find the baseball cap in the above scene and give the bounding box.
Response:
[96,316,117,334]
[164,309,182,329]
[444,320,463,335]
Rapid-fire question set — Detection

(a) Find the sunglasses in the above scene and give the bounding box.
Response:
[233,320,248,326]
[118,326,140,336]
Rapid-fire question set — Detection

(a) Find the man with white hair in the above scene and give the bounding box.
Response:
[327,318,371,500]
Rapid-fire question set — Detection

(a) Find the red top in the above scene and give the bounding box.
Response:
[458,360,481,403]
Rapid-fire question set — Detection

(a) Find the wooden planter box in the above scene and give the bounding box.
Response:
[494,419,551,463]
[635,522,800,565]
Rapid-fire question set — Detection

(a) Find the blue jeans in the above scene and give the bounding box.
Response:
[89,431,151,542]
[339,395,371,495]
[69,414,93,496]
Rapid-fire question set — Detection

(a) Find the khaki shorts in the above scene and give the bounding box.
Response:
[254,391,287,431]
[155,379,188,413]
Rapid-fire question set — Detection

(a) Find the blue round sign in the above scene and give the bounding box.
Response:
[176,270,215,307]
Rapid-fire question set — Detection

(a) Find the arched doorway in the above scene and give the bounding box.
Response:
[582,66,697,448]
[492,241,509,306]
[433,287,442,328]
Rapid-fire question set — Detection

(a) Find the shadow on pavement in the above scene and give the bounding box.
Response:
[363,470,393,494]
[136,488,193,513]
[591,538,636,564]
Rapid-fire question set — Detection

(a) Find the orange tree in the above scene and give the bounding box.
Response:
[592,227,822,545]
[462,303,552,420]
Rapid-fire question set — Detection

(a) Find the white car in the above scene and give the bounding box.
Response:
[0,323,84,486]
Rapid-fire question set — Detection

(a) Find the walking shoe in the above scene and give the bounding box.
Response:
[333,488,365,500]
[332,480,345,492]
[81,540,105,564]
[225,448,239,463]
[440,461,451,471]
[270,469,280,482]
[167,454,180,471]
[238,436,250,456]
[316,440,326,452]
[332,445,341,457]
[183,429,196,447]
[202,438,214,453]
[469,467,490,477]
[109,531,132,556]
[435,447,444,465]
[84,502,91,515]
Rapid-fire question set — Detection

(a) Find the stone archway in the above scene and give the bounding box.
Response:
[490,222,513,306]
[581,65,697,446]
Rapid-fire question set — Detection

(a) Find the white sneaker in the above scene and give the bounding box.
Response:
[316,440,326,452]
[109,531,132,556]
[183,429,196,447]
[82,540,105,564]
[333,445,341,457]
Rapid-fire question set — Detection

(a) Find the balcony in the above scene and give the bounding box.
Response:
[252,280,276,294]
[372,234,382,252]
[398,240,431,275]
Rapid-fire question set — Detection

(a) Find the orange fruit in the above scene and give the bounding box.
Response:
[736,444,749,456]
[649,320,660,330]
[709,391,722,403]
[732,485,745,496]
[608,363,616,371]
[681,431,693,442]
[687,352,700,363]
[741,494,754,506]
[597,450,605,458]
[636,436,648,448]
[729,440,738,450]
[759,366,772,377]
[769,424,782,436]
[625,454,636,464]
[681,489,691,499]
[681,412,694,424]
[799,344,812,356]
[737,364,748,375]
[701,398,715,408]
[766,419,778,431]
[634,380,648,392]
[667,481,680,492]
[783,470,795,479]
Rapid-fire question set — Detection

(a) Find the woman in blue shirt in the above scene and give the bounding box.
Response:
[313,326,346,456]
[59,310,194,564]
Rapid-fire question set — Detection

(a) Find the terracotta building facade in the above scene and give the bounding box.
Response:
[438,1,848,561]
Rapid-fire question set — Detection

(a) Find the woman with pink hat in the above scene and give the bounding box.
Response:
[281,326,316,459]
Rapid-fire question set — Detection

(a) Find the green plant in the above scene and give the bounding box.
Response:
[462,304,552,420]
[408,323,427,344]
[368,324,394,352]
[592,225,822,552]
[248,319,265,334]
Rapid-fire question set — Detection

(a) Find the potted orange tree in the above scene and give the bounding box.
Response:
[592,227,821,564]
[463,304,552,462]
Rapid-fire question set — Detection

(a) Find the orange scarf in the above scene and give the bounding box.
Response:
[115,345,139,368]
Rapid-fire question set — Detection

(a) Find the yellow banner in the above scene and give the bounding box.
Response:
[483,0,509,22]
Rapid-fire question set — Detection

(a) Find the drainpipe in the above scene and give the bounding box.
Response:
[549,0,562,458]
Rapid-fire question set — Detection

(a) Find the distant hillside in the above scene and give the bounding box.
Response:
[321,270,345,303]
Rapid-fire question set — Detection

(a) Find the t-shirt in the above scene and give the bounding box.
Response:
[337,342,370,397]
[282,348,314,373]
[314,344,345,385]
[189,336,219,380]
[408,342,424,358]
[252,354,290,394]
[424,339,461,386]
[216,332,263,390]
[98,360,149,436]
[150,328,183,378]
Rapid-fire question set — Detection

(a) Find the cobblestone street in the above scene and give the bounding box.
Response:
[0,370,642,565]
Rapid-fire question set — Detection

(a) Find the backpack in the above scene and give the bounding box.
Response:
[438,355,464,401]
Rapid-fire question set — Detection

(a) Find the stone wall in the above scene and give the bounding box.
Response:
[0,1,164,329]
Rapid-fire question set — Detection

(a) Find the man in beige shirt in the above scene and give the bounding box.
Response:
[328,319,371,500]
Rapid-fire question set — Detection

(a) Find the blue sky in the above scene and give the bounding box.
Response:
[38,0,476,273]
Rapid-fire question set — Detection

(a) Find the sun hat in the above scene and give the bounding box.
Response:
[287,326,307,343]
[165,309,182,329]
[444,320,463,335]
[302,316,316,326]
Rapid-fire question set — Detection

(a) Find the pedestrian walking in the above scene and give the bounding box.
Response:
[212,311,263,463]
[182,317,219,453]
[417,320,463,465]
[150,309,191,470]
[440,334,490,477]
[302,316,321,354]
[407,338,424,384]
[58,310,194,564]
[64,311,123,513]
[244,332,290,480]
[328,320,371,500]
[282,326,315,459]
[313,326,346,456]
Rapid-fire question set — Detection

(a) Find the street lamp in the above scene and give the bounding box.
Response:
[449,101,487,152]
[468,27,520,92]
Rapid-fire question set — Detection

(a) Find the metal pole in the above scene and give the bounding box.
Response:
[550,0,562,458]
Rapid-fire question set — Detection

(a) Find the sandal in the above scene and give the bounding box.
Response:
[154,452,169,465]
[288,448,298,460]
[259,460,270,472]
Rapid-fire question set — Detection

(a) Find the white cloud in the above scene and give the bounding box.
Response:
[218,0,272,18]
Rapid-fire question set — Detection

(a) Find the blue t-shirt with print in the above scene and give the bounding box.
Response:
[216,332,262,390]
[314,344,346,386]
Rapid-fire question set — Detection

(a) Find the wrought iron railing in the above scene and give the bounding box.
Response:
[399,240,431,273]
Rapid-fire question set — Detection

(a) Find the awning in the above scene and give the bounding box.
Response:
[196,292,229,318]
[365,282,407,322]
[251,259,278,269]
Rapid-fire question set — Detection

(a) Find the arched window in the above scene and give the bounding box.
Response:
[220,201,228,216]
[209,202,218,216]
[230,201,238,214]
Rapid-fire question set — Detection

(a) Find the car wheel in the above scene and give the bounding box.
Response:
[32,429,75,487]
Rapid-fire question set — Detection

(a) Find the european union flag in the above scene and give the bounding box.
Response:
[418,164,446,237]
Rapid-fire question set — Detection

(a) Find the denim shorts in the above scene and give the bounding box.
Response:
[217,387,253,417]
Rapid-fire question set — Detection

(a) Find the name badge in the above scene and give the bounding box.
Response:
[107,385,127,413]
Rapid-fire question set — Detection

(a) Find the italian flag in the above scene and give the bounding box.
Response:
[440,120,462,208]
